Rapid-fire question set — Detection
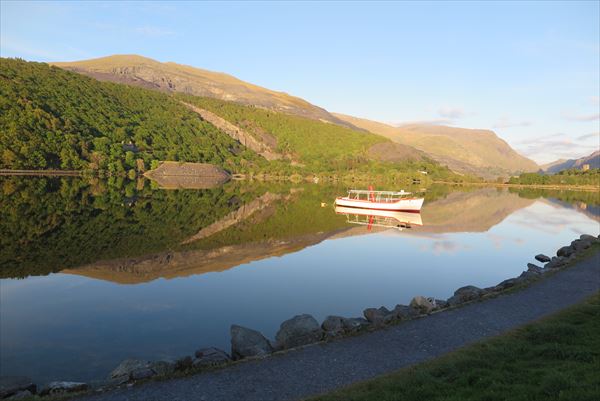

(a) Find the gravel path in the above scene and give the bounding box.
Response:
[81,251,600,401]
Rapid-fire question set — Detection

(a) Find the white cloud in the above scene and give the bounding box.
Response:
[562,112,600,122]
[514,132,599,164]
[438,106,465,119]
[493,116,532,129]
[577,132,599,141]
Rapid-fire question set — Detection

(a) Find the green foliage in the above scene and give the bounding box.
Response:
[0,58,264,172]
[180,95,383,172]
[508,169,600,186]
[312,293,600,401]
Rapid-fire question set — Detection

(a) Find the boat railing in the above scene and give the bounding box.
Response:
[346,189,411,196]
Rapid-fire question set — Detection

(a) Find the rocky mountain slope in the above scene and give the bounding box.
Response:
[334,113,539,179]
[51,55,357,129]
[541,150,600,174]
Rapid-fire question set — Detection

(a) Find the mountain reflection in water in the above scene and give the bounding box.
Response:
[0,176,598,384]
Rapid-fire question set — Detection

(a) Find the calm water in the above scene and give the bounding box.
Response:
[0,177,598,384]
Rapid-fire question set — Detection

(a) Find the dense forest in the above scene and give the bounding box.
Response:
[0,58,264,173]
[507,169,600,186]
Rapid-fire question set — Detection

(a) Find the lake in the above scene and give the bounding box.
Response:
[0,176,598,384]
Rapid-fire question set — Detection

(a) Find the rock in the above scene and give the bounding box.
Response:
[363,307,387,325]
[174,356,193,371]
[447,285,485,306]
[434,299,449,309]
[321,316,345,337]
[409,296,436,314]
[149,360,175,376]
[519,270,540,280]
[534,254,551,263]
[230,324,273,360]
[527,263,544,274]
[580,234,597,243]
[496,278,519,290]
[392,304,420,319]
[341,317,370,332]
[6,390,32,399]
[571,239,590,252]
[109,359,156,382]
[545,256,567,269]
[275,314,323,349]
[130,368,155,381]
[557,245,575,257]
[0,377,37,398]
[193,347,231,367]
[40,381,89,396]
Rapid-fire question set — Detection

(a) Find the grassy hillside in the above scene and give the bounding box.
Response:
[0,58,264,173]
[179,95,467,182]
[51,55,357,129]
[334,113,539,178]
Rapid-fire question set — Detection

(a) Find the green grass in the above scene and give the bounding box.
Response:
[310,293,600,401]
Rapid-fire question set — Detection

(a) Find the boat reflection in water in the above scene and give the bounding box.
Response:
[334,205,423,231]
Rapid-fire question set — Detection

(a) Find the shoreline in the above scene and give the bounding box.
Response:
[433,180,599,191]
[4,236,597,400]
[1,171,598,191]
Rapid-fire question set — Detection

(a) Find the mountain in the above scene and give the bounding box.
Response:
[541,150,600,174]
[333,113,539,179]
[2,58,447,180]
[0,58,262,172]
[51,55,357,129]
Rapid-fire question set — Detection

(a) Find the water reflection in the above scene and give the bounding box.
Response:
[0,177,598,384]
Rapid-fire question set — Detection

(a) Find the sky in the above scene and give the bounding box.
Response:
[1,1,599,164]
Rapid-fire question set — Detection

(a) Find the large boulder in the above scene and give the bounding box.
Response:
[527,263,544,274]
[363,307,392,326]
[193,347,231,368]
[496,277,519,290]
[545,256,567,269]
[0,377,36,399]
[321,316,345,337]
[409,296,436,314]
[391,304,420,320]
[275,314,323,349]
[230,325,273,360]
[109,359,156,382]
[580,234,598,244]
[534,254,551,263]
[557,246,575,258]
[149,360,175,376]
[447,285,485,306]
[40,381,88,396]
[341,317,370,332]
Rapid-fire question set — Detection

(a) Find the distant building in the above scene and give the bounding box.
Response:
[582,164,590,171]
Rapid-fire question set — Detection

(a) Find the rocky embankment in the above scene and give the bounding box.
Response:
[181,102,284,161]
[1,234,598,400]
[143,161,230,189]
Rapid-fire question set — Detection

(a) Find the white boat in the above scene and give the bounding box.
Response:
[334,189,424,212]
[334,206,423,230]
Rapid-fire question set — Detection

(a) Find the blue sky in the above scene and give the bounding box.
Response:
[1,1,598,164]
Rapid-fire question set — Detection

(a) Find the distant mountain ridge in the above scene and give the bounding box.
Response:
[333,113,539,179]
[541,150,600,174]
[51,55,357,129]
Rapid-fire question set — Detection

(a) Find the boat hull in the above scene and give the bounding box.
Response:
[334,197,424,212]
[334,206,423,226]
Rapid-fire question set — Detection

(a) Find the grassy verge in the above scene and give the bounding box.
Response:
[310,293,600,401]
